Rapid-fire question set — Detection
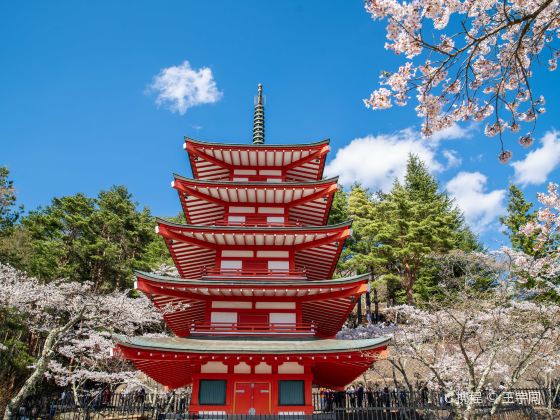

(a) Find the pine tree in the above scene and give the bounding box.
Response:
[345,155,479,304]
[0,167,22,235]
[327,187,349,225]
[499,184,536,255]
[18,186,169,290]
[345,184,378,276]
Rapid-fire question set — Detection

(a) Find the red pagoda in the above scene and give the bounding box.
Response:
[116,85,389,415]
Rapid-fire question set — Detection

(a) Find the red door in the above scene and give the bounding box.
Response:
[234,382,270,414]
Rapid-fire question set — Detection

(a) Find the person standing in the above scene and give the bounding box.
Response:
[366,386,374,407]
[346,385,356,408]
[356,383,364,408]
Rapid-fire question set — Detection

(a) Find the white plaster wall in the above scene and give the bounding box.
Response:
[234,362,251,374]
[268,260,289,271]
[255,302,295,309]
[278,362,304,374]
[234,169,257,175]
[222,250,254,258]
[258,207,284,214]
[201,362,228,373]
[229,206,255,213]
[255,362,272,374]
[211,312,237,323]
[212,301,252,309]
[270,313,296,324]
[220,260,242,269]
[257,251,289,258]
[259,170,282,176]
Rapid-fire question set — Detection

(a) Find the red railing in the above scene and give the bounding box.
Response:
[229,176,287,182]
[213,219,303,227]
[201,267,307,278]
[190,322,316,336]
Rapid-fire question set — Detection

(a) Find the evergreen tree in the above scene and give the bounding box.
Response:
[17,186,169,290]
[345,155,479,304]
[340,184,377,278]
[0,167,22,234]
[327,187,349,225]
[499,184,536,255]
[499,184,559,301]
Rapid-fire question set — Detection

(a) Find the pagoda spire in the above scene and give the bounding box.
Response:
[252,84,265,144]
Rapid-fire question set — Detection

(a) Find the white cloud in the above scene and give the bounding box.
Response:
[147,61,222,115]
[428,123,474,143]
[443,149,462,169]
[325,123,473,191]
[511,130,560,186]
[446,171,506,231]
[324,129,443,191]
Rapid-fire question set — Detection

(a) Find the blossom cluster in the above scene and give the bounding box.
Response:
[0,263,166,391]
[339,278,560,399]
[363,0,559,160]
[505,182,560,295]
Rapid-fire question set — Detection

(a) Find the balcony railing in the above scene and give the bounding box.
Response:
[213,219,303,227]
[189,322,316,336]
[201,267,307,279]
[229,176,286,182]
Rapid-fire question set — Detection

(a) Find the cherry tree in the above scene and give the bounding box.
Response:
[0,264,164,419]
[504,182,560,296]
[46,292,164,403]
[339,253,560,417]
[363,0,559,161]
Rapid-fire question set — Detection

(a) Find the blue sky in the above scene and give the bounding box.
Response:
[1,1,559,247]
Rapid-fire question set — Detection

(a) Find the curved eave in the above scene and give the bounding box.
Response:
[157,219,351,280]
[173,176,339,226]
[116,336,389,389]
[185,137,330,149]
[156,218,352,233]
[173,173,339,188]
[185,138,330,182]
[115,336,390,355]
[134,271,369,339]
[134,270,370,287]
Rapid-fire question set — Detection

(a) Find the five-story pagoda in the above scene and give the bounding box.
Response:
[116,85,389,415]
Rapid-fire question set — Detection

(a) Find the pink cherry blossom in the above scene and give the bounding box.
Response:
[363,0,560,159]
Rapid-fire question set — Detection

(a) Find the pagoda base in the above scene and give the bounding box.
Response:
[115,336,389,415]
[190,372,314,415]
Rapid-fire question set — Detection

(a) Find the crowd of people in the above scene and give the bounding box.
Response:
[317,383,417,411]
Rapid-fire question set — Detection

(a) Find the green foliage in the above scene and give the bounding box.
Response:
[11,186,169,290]
[0,167,22,234]
[499,184,537,255]
[499,184,560,302]
[341,155,480,304]
[0,308,35,397]
[0,168,27,268]
[327,188,349,225]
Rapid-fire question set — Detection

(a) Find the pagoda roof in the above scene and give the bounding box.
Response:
[135,270,369,287]
[115,335,389,354]
[172,174,338,226]
[184,137,330,181]
[157,219,351,280]
[186,138,331,149]
[115,335,390,389]
[135,271,369,338]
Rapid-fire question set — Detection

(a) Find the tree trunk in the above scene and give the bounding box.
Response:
[357,295,363,325]
[3,310,84,420]
[403,260,415,305]
[373,288,379,322]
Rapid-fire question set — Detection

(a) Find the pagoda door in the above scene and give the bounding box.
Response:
[234,382,271,414]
